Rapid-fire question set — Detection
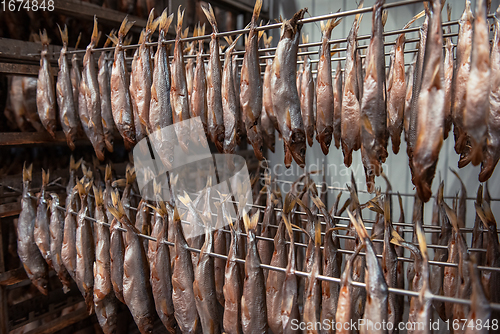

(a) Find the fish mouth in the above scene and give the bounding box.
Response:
[412,161,437,203]
[479,153,497,182]
[289,130,306,168]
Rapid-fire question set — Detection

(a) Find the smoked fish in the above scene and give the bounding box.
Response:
[191,23,208,142]
[62,185,79,283]
[263,33,277,132]
[316,18,341,154]
[240,0,265,160]
[271,9,307,168]
[464,259,491,334]
[333,59,343,149]
[300,34,315,147]
[80,17,106,161]
[56,25,79,150]
[111,16,136,150]
[34,169,52,269]
[443,5,453,139]
[71,34,83,117]
[412,0,445,202]
[360,0,387,193]
[341,4,363,167]
[17,164,48,295]
[202,4,225,153]
[36,30,57,138]
[171,7,192,153]
[98,33,116,152]
[49,193,72,292]
[464,0,490,166]
[480,5,500,182]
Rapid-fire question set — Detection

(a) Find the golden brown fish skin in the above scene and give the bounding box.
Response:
[131,12,156,143]
[98,42,115,153]
[403,56,416,142]
[240,0,264,160]
[258,188,276,275]
[341,11,363,167]
[316,19,340,155]
[263,36,277,132]
[71,49,82,117]
[57,26,79,150]
[464,0,490,166]
[214,204,226,308]
[412,0,444,203]
[233,54,245,141]
[93,187,118,334]
[17,165,49,295]
[171,208,201,333]
[241,212,267,334]
[111,17,136,150]
[261,105,276,152]
[333,61,343,149]
[464,260,491,334]
[34,170,52,269]
[223,36,242,154]
[191,25,208,137]
[452,1,473,155]
[223,215,243,334]
[360,0,387,193]
[335,248,361,334]
[151,207,176,333]
[281,213,300,334]
[301,43,315,148]
[186,42,195,104]
[62,186,78,283]
[134,199,150,253]
[303,224,322,334]
[480,6,500,182]
[203,4,225,153]
[266,218,286,334]
[36,30,57,138]
[111,199,155,334]
[109,216,125,304]
[271,9,307,168]
[81,18,106,161]
[171,8,192,153]
[443,36,453,140]
[49,193,72,292]
[75,181,95,313]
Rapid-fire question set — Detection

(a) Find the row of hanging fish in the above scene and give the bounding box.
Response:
[16,151,500,334]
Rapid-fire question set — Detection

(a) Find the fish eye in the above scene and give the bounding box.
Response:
[254,120,258,126]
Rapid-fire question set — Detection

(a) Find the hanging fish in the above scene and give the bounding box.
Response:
[186,39,195,105]
[213,202,226,308]
[49,193,72,292]
[150,202,176,333]
[93,186,118,334]
[191,23,208,142]
[223,35,243,154]
[451,0,473,155]
[109,216,125,304]
[303,221,322,334]
[412,0,445,202]
[62,185,79,284]
[387,11,425,154]
[149,10,175,169]
[240,0,265,160]
[171,7,192,153]
[403,55,416,142]
[98,32,116,152]
[341,2,364,167]
[56,25,79,150]
[34,169,52,269]
[36,29,57,138]
[109,191,155,334]
[443,4,454,139]
[80,17,106,161]
[316,18,342,154]
[202,4,225,153]
[333,59,343,149]
[300,34,315,147]
[130,11,158,143]
[464,259,491,334]
[17,164,48,295]
[263,33,277,132]
[464,0,490,166]
[471,185,484,264]
[257,179,277,274]
[272,9,307,168]
[71,33,83,118]
[360,0,387,193]
[480,5,500,182]
[110,16,136,150]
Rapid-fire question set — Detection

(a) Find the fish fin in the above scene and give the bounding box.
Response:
[93,186,104,206]
[125,165,136,185]
[138,30,145,44]
[75,32,82,49]
[390,227,405,246]
[382,10,388,27]
[347,209,369,241]
[91,16,99,45]
[283,192,297,215]
[39,29,50,45]
[242,210,259,233]
[105,164,112,182]
[41,169,50,187]
[118,16,135,39]
[124,35,133,46]
[252,0,263,25]
[22,162,33,182]
[415,219,428,260]
[107,34,119,46]
[57,24,68,45]
[112,179,126,188]
[201,3,218,33]
[146,8,157,34]
[367,200,384,214]
[103,30,115,48]
[200,23,206,36]
[176,6,185,36]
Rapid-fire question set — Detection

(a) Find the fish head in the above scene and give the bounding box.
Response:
[289,129,306,168]
[412,158,437,203]
[34,276,49,295]
[246,119,264,160]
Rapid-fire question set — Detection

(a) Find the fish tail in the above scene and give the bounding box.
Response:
[91,16,100,46]
[74,32,82,49]
[202,4,218,33]
[93,186,104,206]
[442,202,461,236]
[354,0,364,26]
[200,23,206,37]
[470,141,484,166]
[58,24,69,46]
[70,156,82,171]
[347,209,369,240]
[402,10,425,31]
[146,8,157,34]
[177,6,185,36]
[242,211,259,233]
[138,29,145,44]
[22,163,32,182]
[414,219,428,260]
[314,218,321,246]
[251,0,263,26]
[108,32,119,46]
[118,15,135,40]
[125,165,136,185]
[159,10,174,35]
[105,164,112,182]
[41,169,50,187]
[103,29,115,48]
[39,29,50,46]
